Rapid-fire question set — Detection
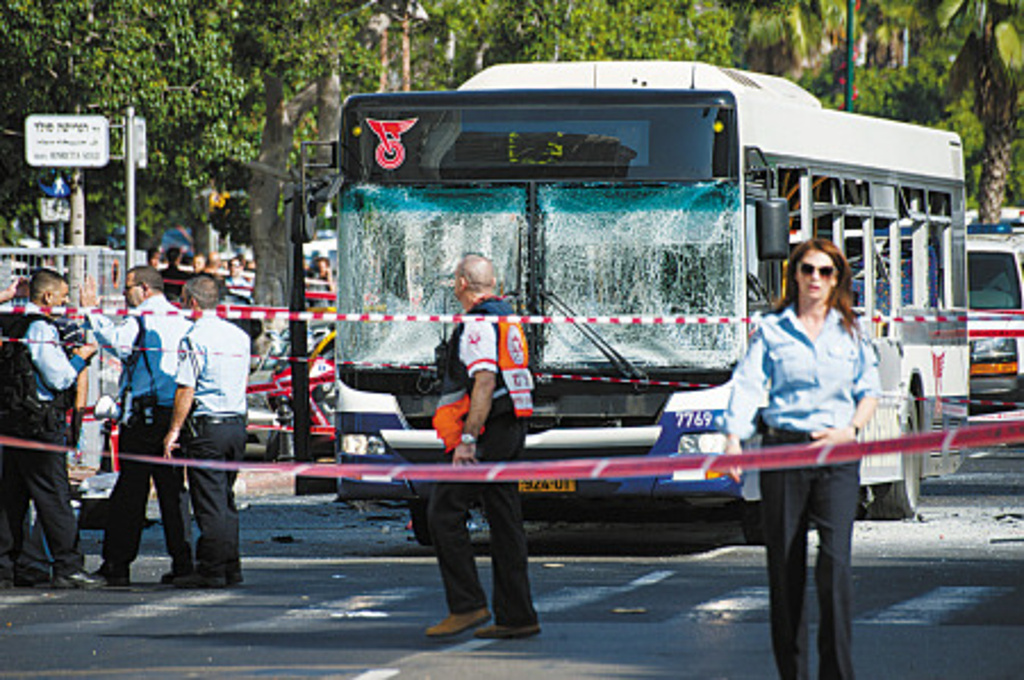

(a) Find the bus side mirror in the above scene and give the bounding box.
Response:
[756,198,790,261]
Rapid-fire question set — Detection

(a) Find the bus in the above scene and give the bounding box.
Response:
[331,61,968,543]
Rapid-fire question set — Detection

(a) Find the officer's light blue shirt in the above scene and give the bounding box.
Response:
[175,316,251,416]
[720,306,882,440]
[86,295,191,409]
[24,302,87,402]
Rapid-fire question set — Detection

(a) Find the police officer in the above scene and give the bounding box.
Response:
[0,268,103,589]
[163,274,250,588]
[81,266,194,586]
[425,254,539,639]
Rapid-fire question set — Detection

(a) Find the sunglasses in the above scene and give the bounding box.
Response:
[799,262,835,278]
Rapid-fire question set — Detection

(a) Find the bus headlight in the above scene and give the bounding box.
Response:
[675,433,729,481]
[970,338,1018,375]
[678,433,727,455]
[341,434,387,456]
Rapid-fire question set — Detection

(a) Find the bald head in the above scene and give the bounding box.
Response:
[456,254,495,293]
[454,254,496,311]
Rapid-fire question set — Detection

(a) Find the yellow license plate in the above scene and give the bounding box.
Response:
[518,479,576,493]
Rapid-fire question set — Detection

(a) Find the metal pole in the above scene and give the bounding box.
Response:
[846,0,855,112]
[289,177,311,463]
[125,106,137,267]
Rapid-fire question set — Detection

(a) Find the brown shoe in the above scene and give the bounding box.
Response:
[425,608,491,637]
[474,623,541,639]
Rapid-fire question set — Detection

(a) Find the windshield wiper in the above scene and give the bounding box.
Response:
[541,291,647,381]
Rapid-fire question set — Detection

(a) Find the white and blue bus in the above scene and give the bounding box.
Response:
[332,61,968,542]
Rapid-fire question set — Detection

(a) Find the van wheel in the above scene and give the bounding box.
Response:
[409,500,433,546]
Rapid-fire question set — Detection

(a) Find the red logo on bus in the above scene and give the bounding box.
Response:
[366,118,418,170]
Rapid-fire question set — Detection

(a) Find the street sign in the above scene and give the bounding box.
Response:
[134,116,147,169]
[25,114,110,168]
[39,197,71,223]
[39,175,71,198]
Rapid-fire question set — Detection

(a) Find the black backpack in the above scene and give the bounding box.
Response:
[0,312,67,437]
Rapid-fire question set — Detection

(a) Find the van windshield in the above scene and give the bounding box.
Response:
[968,251,1022,310]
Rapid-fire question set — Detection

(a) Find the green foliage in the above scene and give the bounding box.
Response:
[0,0,249,247]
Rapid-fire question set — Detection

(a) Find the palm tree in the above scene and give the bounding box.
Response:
[938,0,1023,222]
[745,0,846,77]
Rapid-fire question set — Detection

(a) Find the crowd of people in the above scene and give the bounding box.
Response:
[0,266,251,591]
[0,240,878,677]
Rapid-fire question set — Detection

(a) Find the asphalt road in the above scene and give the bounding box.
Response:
[1,448,1021,679]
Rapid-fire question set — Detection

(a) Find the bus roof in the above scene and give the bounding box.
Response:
[460,61,963,184]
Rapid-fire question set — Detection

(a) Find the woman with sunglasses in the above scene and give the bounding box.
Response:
[720,238,880,680]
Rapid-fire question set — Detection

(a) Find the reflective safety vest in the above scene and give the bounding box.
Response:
[433,298,534,452]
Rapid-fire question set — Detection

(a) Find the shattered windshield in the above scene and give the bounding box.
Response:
[337,184,524,365]
[539,183,743,370]
[337,182,744,370]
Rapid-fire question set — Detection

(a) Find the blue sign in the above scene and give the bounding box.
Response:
[39,175,70,198]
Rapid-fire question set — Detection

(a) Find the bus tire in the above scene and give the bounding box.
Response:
[409,499,433,546]
[866,395,922,520]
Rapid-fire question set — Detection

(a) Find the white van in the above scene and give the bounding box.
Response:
[967,228,1024,411]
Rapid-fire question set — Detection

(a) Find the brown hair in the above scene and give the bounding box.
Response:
[776,238,858,336]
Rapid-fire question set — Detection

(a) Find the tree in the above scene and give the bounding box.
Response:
[741,0,847,76]
[232,0,376,307]
[937,0,1023,222]
[0,2,249,248]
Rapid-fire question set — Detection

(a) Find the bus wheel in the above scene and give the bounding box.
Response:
[741,501,764,545]
[866,397,922,520]
[409,500,433,546]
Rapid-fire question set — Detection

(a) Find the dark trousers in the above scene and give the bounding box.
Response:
[427,417,537,627]
[101,412,192,577]
[182,420,245,578]
[0,425,84,579]
[761,442,860,680]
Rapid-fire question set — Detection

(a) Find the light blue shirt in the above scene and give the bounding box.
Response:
[175,316,251,416]
[720,306,881,440]
[86,295,191,410]
[23,302,87,402]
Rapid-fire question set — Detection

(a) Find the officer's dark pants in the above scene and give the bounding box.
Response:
[182,418,245,578]
[0,423,85,579]
[101,410,192,578]
[427,416,537,627]
[761,430,860,680]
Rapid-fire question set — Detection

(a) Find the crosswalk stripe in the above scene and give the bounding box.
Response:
[857,586,1014,625]
[224,587,428,632]
[534,570,674,615]
[0,594,55,612]
[690,587,771,623]
[3,592,236,636]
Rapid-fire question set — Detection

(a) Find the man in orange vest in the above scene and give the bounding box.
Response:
[426,254,539,639]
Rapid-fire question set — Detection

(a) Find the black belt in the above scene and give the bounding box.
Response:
[764,426,813,444]
[193,414,246,426]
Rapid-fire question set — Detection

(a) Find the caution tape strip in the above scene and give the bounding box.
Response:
[5,419,1021,483]
[10,305,1003,327]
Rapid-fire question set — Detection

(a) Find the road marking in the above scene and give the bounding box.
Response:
[0,594,57,612]
[535,569,675,614]
[351,670,401,680]
[857,586,1014,625]
[690,587,771,623]
[2,591,236,636]
[225,587,426,632]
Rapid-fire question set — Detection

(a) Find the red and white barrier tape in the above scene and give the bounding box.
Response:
[11,305,1009,327]
[5,420,1023,483]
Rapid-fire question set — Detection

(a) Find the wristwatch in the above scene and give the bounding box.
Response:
[461,433,477,445]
